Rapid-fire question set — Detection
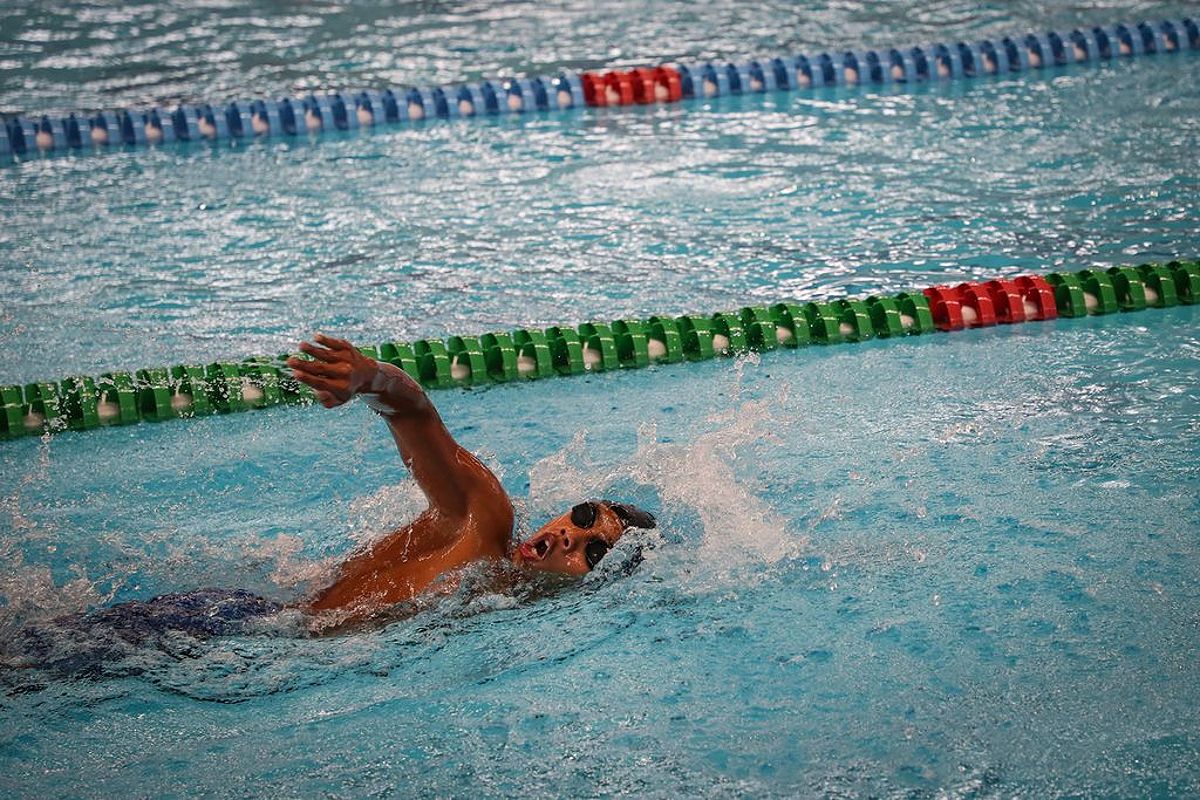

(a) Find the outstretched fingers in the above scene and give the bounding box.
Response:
[287,356,349,379]
[298,340,342,362]
[314,333,354,351]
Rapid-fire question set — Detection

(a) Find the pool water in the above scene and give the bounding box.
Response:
[2,2,1199,797]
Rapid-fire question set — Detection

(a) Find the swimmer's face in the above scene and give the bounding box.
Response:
[514,502,625,576]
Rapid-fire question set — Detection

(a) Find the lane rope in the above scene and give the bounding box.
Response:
[2,262,1196,441]
[2,19,1196,161]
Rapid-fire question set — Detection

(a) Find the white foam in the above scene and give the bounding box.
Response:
[527,377,797,577]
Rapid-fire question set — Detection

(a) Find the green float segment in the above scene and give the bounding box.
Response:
[1,262,1195,441]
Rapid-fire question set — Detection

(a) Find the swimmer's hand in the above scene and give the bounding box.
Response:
[287,334,378,408]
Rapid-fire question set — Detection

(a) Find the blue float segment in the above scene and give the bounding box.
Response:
[743,61,774,92]
[813,53,839,86]
[861,51,887,83]
[1044,31,1071,65]
[884,48,911,82]
[910,46,934,80]
[723,62,753,94]
[976,40,1006,75]
[1111,24,1142,56]
[930,43,964,78]
[791,55,816,88]
[1182,18,1200,49]
[767,57,792,89]
[224,102,247,137]
[549,73,584,109]
[1,121,18,155]
[528,77,551,110]
[452,85,479,116]
[955,42,982,75]
[839,52,865,84]
[1137,21,1164,54]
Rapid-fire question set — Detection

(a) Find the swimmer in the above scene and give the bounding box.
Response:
[19,333,657,664]
[282,334,654,619]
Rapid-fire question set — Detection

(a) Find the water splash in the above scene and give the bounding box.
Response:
[528,354,802,577]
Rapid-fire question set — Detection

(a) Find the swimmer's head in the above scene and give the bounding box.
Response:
[513,500,655,576]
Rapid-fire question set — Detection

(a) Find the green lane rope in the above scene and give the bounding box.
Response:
[2,261,1196,441]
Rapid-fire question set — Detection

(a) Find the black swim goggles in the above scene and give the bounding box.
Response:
[570,501,610,570]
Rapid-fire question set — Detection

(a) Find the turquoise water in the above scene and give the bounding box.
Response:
[2,2,1200,798]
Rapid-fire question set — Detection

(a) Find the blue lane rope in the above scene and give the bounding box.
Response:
[1,19,1196,161]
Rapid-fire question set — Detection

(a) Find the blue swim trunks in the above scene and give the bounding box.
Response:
[6,589,283,678]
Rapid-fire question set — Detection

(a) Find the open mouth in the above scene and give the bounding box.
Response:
[519,534,553,562]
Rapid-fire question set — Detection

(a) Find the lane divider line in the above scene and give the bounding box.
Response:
[2,19,1196,162]
[2,261,1195,441]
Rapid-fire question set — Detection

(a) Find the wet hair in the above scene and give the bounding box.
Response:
[603,501,656,531]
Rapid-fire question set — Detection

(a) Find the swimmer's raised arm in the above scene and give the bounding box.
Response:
[286,334,500,517]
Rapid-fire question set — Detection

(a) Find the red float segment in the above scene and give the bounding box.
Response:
[630,68,658,104]
[983,279,1027,323]
[654,66,683,102]
[922,286,966,331]
[954,282,998,327]
[604,71,635,105]
[588,67,680,107]
[581,73,607,106]
[1014,274,1058,320]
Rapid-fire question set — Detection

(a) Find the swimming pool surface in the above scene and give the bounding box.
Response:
[2,2,1199,797]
